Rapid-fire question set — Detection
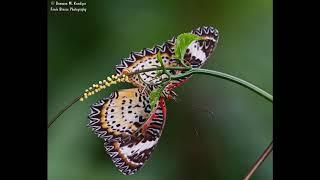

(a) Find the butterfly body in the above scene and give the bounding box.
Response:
[88,26,219,175]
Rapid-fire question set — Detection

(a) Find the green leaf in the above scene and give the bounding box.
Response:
[149,86,163,109]
[174,33,203,60]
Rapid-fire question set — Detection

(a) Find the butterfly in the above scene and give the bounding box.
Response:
[87,26,219,175]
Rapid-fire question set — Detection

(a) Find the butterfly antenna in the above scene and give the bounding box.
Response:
[48,95,82,129]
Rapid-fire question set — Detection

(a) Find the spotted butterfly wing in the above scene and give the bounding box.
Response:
[114,26,219,91]
[88,88,167,175]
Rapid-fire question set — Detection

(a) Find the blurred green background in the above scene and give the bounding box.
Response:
[48,0,272,179]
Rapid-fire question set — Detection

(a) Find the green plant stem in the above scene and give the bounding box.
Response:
[130,67,273,103]
[186,68,273,102]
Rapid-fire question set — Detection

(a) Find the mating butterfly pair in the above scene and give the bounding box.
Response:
[88,26,219,175]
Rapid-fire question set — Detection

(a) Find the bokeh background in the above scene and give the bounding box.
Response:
[48,0,272,179]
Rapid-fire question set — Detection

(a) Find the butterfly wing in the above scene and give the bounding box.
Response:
[104,98,166,175]
[115,38,179,89]
[88,88,167,175]
[114,26,219,91]
[115,26,219,76]
[183,26,219,68]
[88,88,152,142]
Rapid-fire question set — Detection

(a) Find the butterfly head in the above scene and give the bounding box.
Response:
[183,26,219,68]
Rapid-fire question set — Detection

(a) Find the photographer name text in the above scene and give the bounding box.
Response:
[50,1,87,13]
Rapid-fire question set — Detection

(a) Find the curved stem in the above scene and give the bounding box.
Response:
[172,68,273,103]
